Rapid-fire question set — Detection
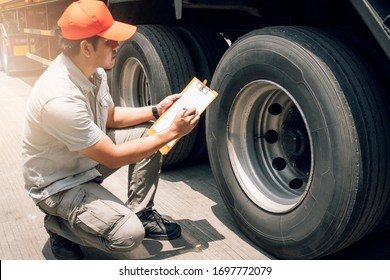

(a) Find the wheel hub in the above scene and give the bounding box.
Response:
[227,80,312,213]
[281,129,305,156]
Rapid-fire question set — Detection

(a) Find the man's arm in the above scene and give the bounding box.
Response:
[106,106,154,129]
[80,107,199,169]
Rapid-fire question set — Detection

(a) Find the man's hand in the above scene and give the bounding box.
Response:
[169,107,200,139]
[156,94,182,116]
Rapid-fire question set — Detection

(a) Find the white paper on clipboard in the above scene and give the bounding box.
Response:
[147,77,218,155]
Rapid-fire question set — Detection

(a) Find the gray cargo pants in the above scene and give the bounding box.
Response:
[37,123,163,253]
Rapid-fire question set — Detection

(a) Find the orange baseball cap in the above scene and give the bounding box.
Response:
[58,0,136,41]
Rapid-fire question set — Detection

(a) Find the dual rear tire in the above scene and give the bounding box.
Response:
[111,25,227,165]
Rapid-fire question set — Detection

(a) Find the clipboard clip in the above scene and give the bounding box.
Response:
[197,80,208,93]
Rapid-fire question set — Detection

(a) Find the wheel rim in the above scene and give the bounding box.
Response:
[120,57,151,107]
[228,80,313,213]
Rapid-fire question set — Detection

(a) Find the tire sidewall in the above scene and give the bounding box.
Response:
[112,32,171,106]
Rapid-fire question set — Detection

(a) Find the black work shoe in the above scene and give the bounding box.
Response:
[139,210,181,240]
[47,230,83,260]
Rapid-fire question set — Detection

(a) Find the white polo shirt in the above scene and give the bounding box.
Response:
[22,53,114,203]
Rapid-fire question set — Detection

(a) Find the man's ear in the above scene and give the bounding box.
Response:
[80,40,92,57]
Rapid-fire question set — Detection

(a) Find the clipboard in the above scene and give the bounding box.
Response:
[147,77,218,155]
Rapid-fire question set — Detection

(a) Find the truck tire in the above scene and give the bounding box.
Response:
[111,25,197,165]
[207,26,390,259]
[0,25,10,73]
[173,25,229,160]
[0,39,5,72]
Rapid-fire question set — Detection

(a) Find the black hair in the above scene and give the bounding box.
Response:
[55,27,100,57]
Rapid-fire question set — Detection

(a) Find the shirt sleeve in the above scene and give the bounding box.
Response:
[41,96,104,152]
